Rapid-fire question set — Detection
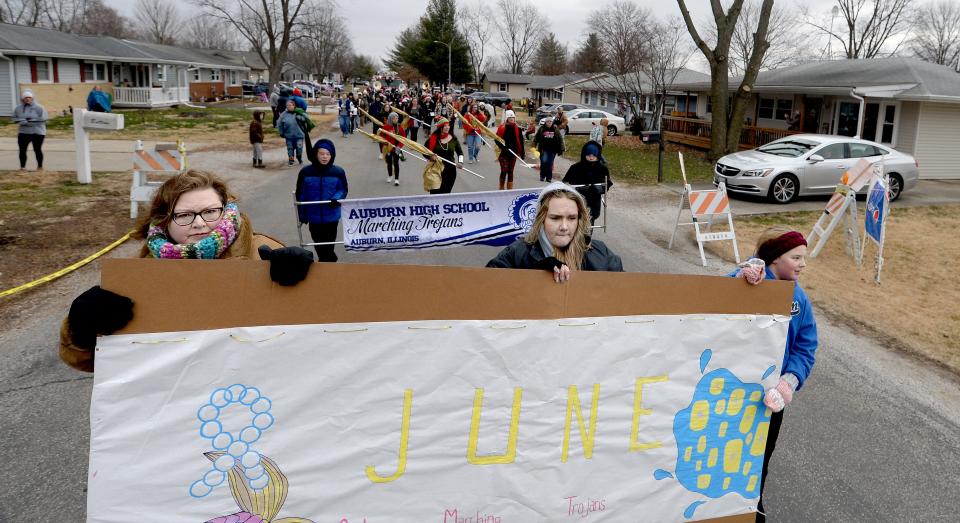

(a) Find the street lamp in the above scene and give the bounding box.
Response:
[433,39,451,90]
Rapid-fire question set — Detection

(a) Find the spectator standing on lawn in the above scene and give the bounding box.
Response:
[532,117,564,182]
[590,118,607,145]
[277,100,305,166]
[554,106,569,133]
[269,89,280,127]
[337,93,353,137]
[12,89,47,171]
[249,110,265,169]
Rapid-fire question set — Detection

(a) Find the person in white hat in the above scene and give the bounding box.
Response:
[495,109,524,190]
[12,89,48,170]
[485,182,623,282]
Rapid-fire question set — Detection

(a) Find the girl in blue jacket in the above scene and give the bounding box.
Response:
[295,138,348,262]
[730,226,818,522]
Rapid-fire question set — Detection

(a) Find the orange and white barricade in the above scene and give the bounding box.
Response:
[807,159,877,261]
[668,152,741,266]
[130,139,187,218]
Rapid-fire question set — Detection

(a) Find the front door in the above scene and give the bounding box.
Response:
[836,102,859,137]
[802,98,822,133]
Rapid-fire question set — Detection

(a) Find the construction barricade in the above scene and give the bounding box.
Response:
[130,139,187,219]
[668,152,740,266]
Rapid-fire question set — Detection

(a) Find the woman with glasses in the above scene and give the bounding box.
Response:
[58,170,315,372]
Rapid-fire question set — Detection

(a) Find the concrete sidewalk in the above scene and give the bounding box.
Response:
[661,179,960,215]
[0,137,172,172]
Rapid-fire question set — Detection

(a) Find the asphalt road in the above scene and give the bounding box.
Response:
[1,121,959,521]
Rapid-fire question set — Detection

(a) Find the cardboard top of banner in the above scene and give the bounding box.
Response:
[102,259,793,335]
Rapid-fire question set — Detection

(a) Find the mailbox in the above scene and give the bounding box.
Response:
[82,111,124,131]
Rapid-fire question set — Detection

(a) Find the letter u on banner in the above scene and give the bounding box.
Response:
[467,388,523,465]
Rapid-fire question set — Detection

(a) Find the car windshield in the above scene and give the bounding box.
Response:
[757,139,820,158]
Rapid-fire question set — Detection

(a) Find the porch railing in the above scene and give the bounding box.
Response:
[113,87,190,107]
[662,116,802,150]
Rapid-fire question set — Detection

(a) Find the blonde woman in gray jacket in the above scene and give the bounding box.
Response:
[12,89,48,170]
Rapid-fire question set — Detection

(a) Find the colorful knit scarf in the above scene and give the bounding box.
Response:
[147,202,240,259]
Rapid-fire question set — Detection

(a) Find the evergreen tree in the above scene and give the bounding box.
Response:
[533,32,567,75]
[572,33,605,73]
[384,0,472,85]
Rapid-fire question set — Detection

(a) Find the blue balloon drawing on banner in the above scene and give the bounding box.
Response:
[654,349,773,519]
[509,193,539,232]
[189,384,275,498]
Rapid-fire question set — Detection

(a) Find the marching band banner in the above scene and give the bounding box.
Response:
[88,314,789,522]
[341,189,539,252]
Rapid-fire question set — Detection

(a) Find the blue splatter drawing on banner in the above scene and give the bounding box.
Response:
[654,349,777,520]
[190,384,314,523]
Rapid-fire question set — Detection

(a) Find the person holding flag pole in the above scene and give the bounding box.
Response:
[460,103,487,163]
[381,112,406,186]
[495,110,527,190]
[379,125,484,180]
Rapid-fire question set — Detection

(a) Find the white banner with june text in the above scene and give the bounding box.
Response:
[89,315,788,522]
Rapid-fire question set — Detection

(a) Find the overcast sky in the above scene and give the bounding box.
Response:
[109,0,842,72]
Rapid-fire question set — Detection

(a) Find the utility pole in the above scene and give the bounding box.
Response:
[434,39,452,89]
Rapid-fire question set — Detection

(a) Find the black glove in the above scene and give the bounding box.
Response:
[327,199,342,208]
[259,245,314,286]
[533,256,566,272]
[68,285,134,351]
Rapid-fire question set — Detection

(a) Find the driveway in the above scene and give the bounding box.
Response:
[665,179,960,215]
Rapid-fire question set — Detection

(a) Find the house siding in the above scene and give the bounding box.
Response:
[894,101,920,155]
[14,56,30,86]
[58,59,81,83]
[913,102,960,179]
[0,59,13,117]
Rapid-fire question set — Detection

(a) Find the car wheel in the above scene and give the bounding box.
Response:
[768,174,799,204]
[887,173,903,201]
[606,125,617,136]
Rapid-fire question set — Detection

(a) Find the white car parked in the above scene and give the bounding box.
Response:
[714,134,919,203]
[540,109,626,136]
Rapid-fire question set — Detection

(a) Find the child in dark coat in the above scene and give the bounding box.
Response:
[249,111,265,168]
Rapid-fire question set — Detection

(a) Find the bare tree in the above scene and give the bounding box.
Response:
[910,0,960,69]
[295,2,350,82]
[0,0,44,25]
[193,0,310,84]
[586,2,654,121]
[805,0,914,59]
[678,0,775,160]
[494,0,545,74]
[645,17,693,130]
[135,0,181,45]
[720,0,812,75]
[42,0,89,33]
[79,0,135,37]
[458,0,495,82]
[184,14,239,49]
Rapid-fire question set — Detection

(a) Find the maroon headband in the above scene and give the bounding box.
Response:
[756,231,807,265]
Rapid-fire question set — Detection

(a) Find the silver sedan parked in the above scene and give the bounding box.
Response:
[714,134,919,203]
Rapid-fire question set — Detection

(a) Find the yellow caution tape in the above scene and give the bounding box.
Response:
[0,230,134,299]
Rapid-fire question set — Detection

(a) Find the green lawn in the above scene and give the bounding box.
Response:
[561,135,715,185]
[1,105,254,135]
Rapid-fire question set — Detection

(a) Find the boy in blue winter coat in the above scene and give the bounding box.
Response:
[277,100,305,165]
[295,138,348,262]
[729,227,818,523]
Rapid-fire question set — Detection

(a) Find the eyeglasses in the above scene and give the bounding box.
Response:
[171,207,224,226]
